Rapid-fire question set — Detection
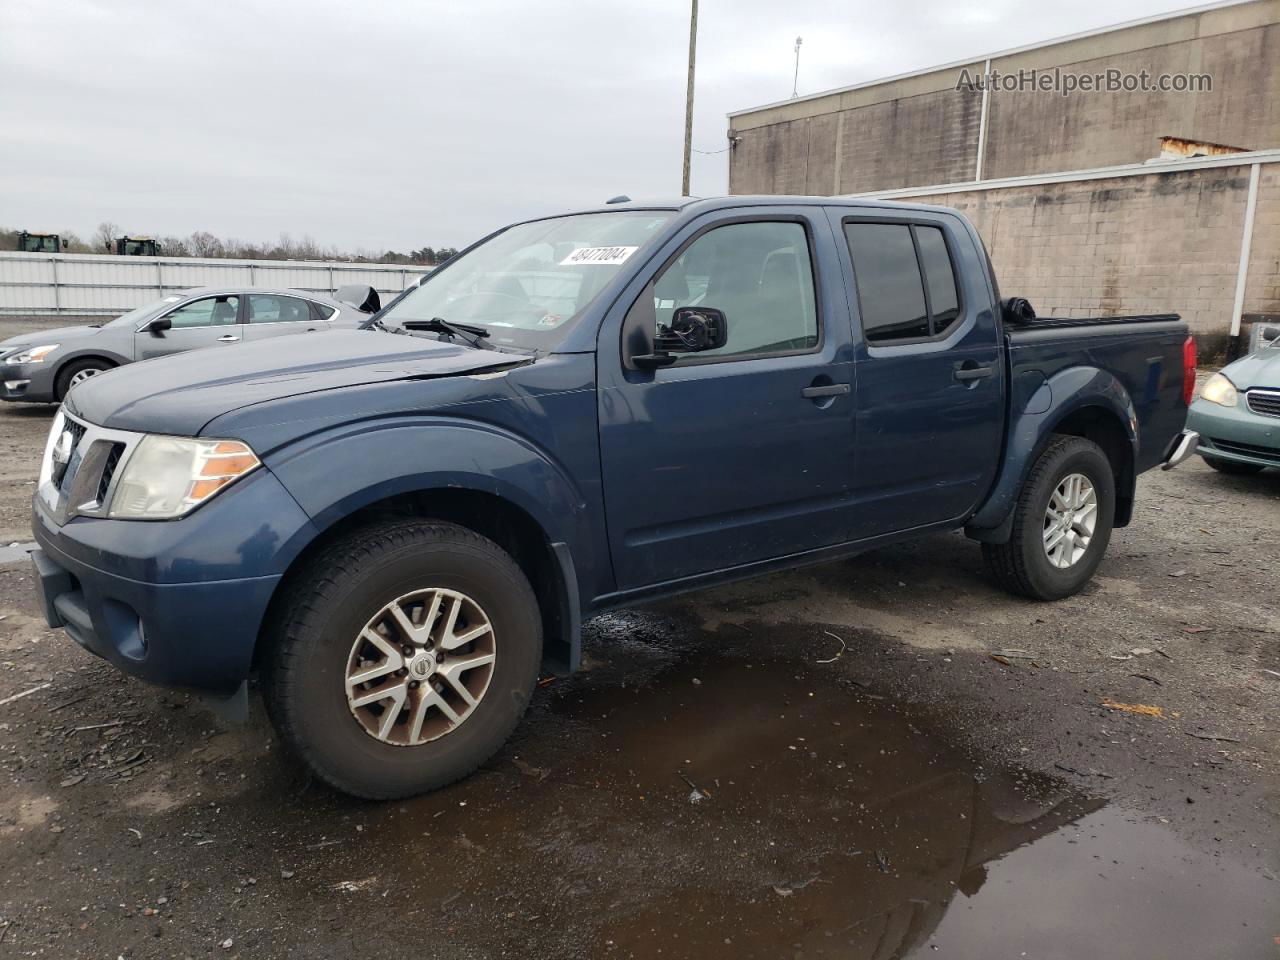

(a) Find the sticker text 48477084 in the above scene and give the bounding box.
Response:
[558,246,638,266]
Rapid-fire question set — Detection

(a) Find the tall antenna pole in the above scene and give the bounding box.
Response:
[681,0,699,196]
[792,36,803,98]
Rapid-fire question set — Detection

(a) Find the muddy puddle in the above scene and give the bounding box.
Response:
[265,641,1276,959]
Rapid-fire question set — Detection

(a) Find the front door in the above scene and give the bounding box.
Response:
[598,212,857,591]
[835,212,1005,538]
[135,294,243,360]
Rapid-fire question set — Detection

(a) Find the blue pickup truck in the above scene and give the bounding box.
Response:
[30,197,1198,798]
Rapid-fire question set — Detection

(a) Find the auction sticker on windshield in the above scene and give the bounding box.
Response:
[559,245,638,266]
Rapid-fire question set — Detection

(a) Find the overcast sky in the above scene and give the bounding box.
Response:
[1,0,1206,252]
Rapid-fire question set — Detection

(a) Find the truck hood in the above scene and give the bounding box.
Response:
[66,330,529,435]
[1223,346,1280,390]
[0,324,104,350]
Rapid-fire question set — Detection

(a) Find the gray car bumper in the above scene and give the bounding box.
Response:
[0,362,58,403]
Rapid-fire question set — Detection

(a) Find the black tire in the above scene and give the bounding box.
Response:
[262,519,542,799]
[982,435,1116,601]
[1202,455,1265,475]
[55,358,113,401]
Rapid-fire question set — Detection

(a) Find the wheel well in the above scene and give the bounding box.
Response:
[55,355,118,394]
[254,489,572,673]
[59,354,118,374]
[1050,407,1135,526]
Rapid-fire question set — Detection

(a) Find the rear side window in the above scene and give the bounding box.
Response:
[248,294,311,324]
[310,301,337,322]
[844,222,963,344]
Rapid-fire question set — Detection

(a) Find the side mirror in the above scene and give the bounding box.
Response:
[335,284,381,314]
[658,307,729,352]
[148,316,171,337]
[633,307,729,369]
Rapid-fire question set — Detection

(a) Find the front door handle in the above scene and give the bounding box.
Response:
[217,334,240,343]
[953,362,993,382]
[801,383,851,399]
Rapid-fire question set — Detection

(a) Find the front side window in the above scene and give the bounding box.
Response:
[844,222,963,344]
[164,295,239,329]
[248,294,311,324]
[649,220,818,359]
[379,211,673,350]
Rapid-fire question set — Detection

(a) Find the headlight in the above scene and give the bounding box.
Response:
[1199,372,1238,408]
[109,436,260,519]
[4,344,59,364]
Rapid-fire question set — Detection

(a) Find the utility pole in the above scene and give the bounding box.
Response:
[681,0,699,197]
[792,36,803,98]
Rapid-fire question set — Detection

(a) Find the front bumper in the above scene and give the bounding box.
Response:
[31,543,279,695]
[31,465,319,696]
[0,362,56,403]
[1186,399,1280,468]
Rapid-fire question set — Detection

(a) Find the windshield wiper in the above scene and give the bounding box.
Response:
[402,317,491,349]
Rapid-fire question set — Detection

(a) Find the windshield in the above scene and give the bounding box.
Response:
[104,295,184,329]
[378,211,674,349]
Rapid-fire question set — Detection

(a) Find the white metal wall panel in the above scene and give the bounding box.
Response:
[0,252,431,315]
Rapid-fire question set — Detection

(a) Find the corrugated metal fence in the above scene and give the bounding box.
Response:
[0,252,433,315]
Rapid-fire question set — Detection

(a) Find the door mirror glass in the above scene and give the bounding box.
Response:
[656,307,729,353]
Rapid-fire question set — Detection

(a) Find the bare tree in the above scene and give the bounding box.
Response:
[93,221,121,252]
[187,231,223,258]
[59,230,90,253]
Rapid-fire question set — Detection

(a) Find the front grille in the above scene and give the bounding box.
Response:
[96,443,125,504]
[1205,436,1280,465]
[1245,390,1280,419]
[55,419,88,492]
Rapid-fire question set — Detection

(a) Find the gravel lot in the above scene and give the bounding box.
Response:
[0,317,1277,958]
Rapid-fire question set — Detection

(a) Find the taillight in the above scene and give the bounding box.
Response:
[1182,335,1197,407]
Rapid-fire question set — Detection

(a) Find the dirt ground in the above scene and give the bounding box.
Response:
[0,317,1277,958]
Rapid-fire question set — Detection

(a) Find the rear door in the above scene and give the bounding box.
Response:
[135,294,243,360]
[242,294,333,342]
[597,208,859,591]
[830,209,1004,538]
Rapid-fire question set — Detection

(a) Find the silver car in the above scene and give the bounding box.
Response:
[0,287,371,404]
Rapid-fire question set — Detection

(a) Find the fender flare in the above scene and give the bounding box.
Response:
[267,415,596,559]
[262,416,600,668]
[966,366,1138,541]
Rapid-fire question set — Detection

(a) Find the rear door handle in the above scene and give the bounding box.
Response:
[953,363,993,382]
[801,383,851,399]
[217,335,240,343]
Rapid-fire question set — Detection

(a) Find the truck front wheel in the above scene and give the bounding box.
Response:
[262,520,542,799]
[982,435,1116,601]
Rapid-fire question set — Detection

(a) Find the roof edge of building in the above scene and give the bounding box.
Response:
[727,0,1267,120]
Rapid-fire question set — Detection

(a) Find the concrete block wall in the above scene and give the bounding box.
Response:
[728,0,1279,194]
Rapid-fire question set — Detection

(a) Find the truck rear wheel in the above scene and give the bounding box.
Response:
[982,435,1116,601]
[262,519,542,799]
